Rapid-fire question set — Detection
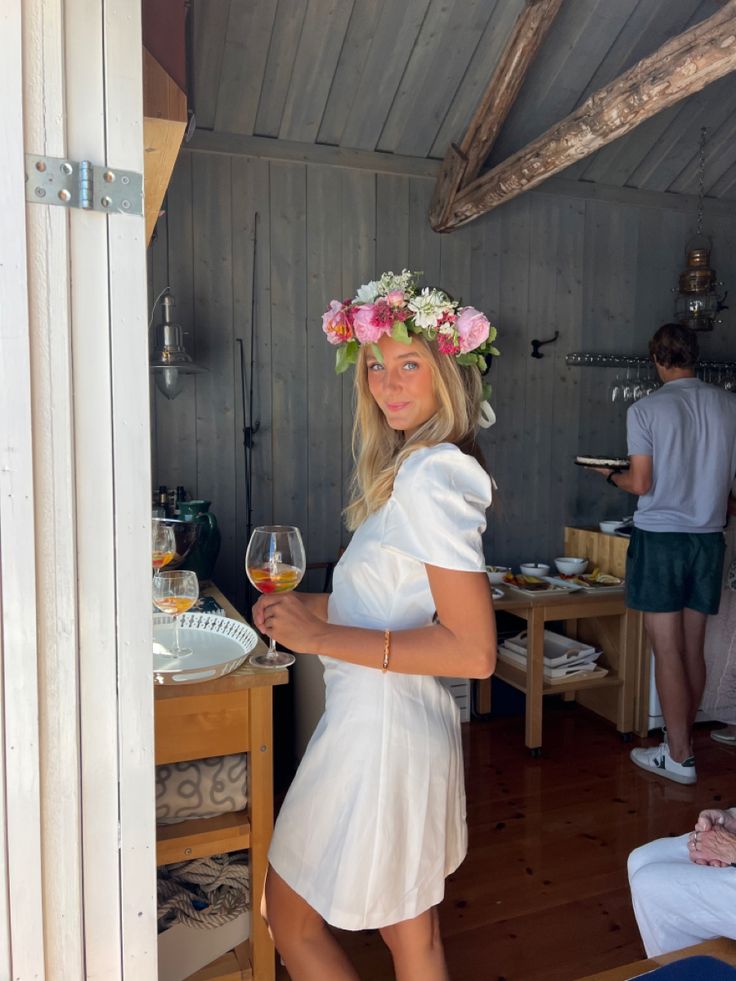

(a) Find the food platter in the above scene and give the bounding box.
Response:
[502,573,576,597]
[551,572,625,593]
[153,612,259,685]
[574,454,629,469]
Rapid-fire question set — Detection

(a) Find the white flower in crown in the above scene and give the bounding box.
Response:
[376,269,417,295]
[354,280,380,304]
[408,287,457,329]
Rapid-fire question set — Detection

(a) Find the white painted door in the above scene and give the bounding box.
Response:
[1,1,156,977]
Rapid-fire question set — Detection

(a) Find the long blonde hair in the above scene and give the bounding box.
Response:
[344,334,484,531]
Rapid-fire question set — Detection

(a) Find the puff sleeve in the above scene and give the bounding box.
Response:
[382,444,492,571]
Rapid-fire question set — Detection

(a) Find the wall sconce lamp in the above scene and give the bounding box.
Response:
[149,288,205,399]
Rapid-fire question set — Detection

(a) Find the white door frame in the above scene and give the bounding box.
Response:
[1,1,156,976]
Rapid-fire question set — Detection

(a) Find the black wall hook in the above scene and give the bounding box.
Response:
[530,331,559,359]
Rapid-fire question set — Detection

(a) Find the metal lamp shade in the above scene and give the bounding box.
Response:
[150,294,205,399]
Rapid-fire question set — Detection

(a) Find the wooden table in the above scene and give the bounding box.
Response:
[479,586,645,754]
[154,585,288,981]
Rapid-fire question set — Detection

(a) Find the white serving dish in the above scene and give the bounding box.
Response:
[554,556,588,575]
[503,628,599,666]
[153,612,259,685]
[599,520,623,535]
[486,564,510,584]
[520,562,550,578]
[498,645,608,683]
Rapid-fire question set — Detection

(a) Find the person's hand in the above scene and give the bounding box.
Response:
[589,467,614,479]
[688,824,736,867]
[695,809,736,834]
[251,592,327,654]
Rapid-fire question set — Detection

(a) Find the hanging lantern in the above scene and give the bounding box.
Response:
[672,128,728,333]
[149,290,206,399]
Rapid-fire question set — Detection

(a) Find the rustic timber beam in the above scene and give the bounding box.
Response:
[436,0,736,231]
[429,0,565,231]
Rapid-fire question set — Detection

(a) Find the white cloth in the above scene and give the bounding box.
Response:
[703,517,736,725]
[628,833,736,956]
[268,444,492,930]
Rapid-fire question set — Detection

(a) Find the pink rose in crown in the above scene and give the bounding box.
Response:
[353,300,394,344]
[386,289,405,308]
[456,306,490,353]
[322,300,354,345]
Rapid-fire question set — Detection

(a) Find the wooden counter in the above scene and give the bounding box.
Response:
[155,585,288,981]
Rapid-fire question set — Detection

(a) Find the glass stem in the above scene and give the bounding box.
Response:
[267,635,278,659]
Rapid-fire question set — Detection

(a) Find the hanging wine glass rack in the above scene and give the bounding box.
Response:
[566,352,736,371]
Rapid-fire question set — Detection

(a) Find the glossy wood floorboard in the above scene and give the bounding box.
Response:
[276,705,736,980]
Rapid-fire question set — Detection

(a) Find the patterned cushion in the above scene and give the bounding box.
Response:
[156,754,247,825]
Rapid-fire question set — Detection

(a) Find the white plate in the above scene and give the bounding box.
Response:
[153,612,259,685]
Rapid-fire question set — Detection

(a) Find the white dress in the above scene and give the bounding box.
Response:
[268,443,492,930]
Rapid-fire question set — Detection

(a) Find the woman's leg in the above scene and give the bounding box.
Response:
[379,906,449,981]
[262,865,359,981]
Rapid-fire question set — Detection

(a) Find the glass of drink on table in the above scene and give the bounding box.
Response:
[245,525,306,668]
[152,569,199,657]
[152,518,176,573]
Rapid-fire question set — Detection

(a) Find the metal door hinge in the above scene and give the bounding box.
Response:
[25,154,143,216]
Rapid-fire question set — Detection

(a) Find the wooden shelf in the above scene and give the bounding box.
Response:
[156,810,250,866]
[494,657,621,697]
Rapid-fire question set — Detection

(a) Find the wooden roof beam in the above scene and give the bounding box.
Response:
[429,0,565,231]
[436,0,736,231]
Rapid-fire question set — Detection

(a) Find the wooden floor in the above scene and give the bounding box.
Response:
[276,703,736,980]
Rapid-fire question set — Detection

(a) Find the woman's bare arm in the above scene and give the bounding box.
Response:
[253,565,497,680]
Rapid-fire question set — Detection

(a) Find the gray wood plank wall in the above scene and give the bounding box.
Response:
[149,153,736,744]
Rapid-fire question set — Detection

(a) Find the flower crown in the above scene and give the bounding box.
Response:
[322,270,499,383]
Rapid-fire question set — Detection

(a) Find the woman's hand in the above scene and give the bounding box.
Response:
[688,824,736,867]
[252,592,328,654]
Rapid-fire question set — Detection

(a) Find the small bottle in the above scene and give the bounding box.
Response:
[157,485,169,516]
[174,486,187,516]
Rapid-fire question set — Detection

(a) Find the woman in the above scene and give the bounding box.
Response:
[252,271,499,980]
[628,806,736,956]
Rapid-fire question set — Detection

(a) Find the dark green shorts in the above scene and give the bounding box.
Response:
[625,528,725,615]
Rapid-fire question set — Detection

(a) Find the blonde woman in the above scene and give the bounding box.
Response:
[252,272,498,981]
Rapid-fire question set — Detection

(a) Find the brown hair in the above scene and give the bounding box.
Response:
[344,334,485,531]
[648,323,699,369]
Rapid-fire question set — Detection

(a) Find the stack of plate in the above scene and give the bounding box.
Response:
[498,629,606,683]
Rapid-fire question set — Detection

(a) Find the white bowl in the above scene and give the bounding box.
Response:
[486,565,509,584]
[520,562,550,578]
[599,520,622,535]
[554,556,588,575]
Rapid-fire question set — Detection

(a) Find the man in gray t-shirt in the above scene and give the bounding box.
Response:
[591,324,736,786]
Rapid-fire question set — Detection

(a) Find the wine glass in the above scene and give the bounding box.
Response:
[245,525,306,668]
[152,519,177,573]
[152,569,199,658]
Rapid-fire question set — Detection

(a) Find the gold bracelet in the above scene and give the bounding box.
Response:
[382,629,391,672]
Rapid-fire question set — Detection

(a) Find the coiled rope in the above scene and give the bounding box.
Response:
[158,852,250,930]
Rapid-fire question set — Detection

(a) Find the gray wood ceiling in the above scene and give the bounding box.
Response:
[192,0,736,200]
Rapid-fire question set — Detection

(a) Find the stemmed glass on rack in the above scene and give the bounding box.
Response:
[152,518,177,573]
[245,525,306,668]
[152,569,199,658]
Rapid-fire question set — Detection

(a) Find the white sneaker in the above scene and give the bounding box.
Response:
[630,742,696,785]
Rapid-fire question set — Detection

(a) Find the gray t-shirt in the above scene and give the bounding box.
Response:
[626,377,736,533]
